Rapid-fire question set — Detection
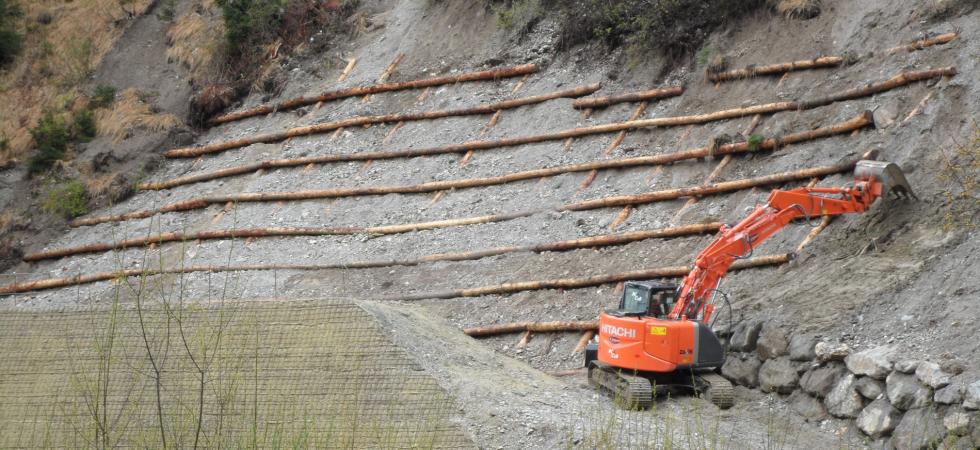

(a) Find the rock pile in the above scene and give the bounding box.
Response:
[720,323,979,449]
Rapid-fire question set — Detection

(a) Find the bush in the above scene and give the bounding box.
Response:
[215,0,286,57]
[0,0,23,67]
[28,112,71,174]
[42,180,89,219]
[91,84,117,109]
[73,109,97,142]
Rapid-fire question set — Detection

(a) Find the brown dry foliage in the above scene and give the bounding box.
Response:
[768,0,821,19]
[0,0,155,164]
[95,88,181,144]
[166,0,223,84]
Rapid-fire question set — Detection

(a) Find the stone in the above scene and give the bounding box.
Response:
[915,362,951,389]
[789,391,828,421]
[815,341,850,362]
[934,383,965,405]
[894,360,921,374]
[721,355,761,388]
[730,320,763,352]
[857,398,903,438]
[801,363,847,398]
[943,410,972,436]
[788,334,817,361]
[826,373,865,418]
[846,346,898,380]
[964,380,980,410]
[887,372,932,410]
[892,407,944,450]
[939,359,966,376]
[759,357,799,394]
[756,325,789,360]
[856,377,886,400]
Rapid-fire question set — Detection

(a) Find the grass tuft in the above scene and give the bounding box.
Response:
[41,178,89,218]
[95,88,181,144]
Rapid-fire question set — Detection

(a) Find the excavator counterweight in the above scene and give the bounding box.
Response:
[586,158,913,409]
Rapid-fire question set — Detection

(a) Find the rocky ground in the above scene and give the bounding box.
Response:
[1,0,978,448]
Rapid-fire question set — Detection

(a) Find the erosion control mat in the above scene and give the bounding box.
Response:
[0,300,474,449]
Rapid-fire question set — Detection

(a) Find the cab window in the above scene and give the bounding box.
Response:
[621,285,650,315]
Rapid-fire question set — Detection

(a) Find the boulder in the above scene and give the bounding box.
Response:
[934,383,965,405]
[721,355,761,388]
[730,320,763,352]
[915,362,951,389]
[788,334,817,361]
[759,357,799,394]
[801,363,847,398]
[887,372,932,410]
[856,377,885,400]
[815,342,850,362]
[846,346,898,380]
[789,391,828,421]
[963,380,980,410]
[756,325,789,360]
[892,407,944,450]
[825,373,865,418]
[943,409,972,436]
[857,398,903,438]
[894,360,920,374]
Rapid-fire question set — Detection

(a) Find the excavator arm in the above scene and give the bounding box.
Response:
[670,160,915,323]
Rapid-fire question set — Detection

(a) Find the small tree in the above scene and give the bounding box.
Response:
[0,0,23,67]
[28,112,71,173]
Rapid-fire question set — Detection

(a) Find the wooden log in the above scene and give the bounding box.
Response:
[208,63,539,125]
[573,330,596,354]
[84,112,872,227]
[797,67,956,109]
[707,56,844,83]
[7,224,720,292]
[887,32,958,54]
[464,320,599,337]
[384,254,792,301]
[171,83,600,158]
[571,86,684,110]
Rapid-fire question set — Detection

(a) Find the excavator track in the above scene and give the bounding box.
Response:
[588,362,653,409]
[696,372,734,409]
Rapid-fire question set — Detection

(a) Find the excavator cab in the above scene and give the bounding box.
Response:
[612,281,678,319]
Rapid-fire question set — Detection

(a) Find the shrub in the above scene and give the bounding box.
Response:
[73,109,97,142]
[0,0,23,67]
[215,0,286,57]
[42,180,89,219]
[91,84,117,109]
[28,112,71,174]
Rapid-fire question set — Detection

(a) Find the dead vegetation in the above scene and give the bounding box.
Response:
[95,88,181,144]
[767,0,821,20]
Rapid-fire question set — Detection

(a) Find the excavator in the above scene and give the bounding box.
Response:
[585,159,915,409]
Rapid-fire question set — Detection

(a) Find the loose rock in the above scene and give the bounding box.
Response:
[826,373,865,418]
[845,346,897,379]
[759,357,799,394]
[788,334,816,361]
[943,409,972,436]
[721,354,761,388]
[801,363,847,398]
[964,380,980,410]
[887,372,932,410]
[857,397,902,438]
[756,325,789,360]
[730,320,763,352]
[934,383,965,405]
[789,391,828,421]
[915,362,951,389]
[892,407,944,450]
[894,360,920,374]
[815,342,850,362]
[856,377,885,400]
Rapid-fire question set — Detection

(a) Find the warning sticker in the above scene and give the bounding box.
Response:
[649,326,667,336]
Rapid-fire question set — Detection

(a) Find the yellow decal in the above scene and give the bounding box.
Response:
[649,326,667,336]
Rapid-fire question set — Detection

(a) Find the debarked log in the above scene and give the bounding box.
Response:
[463,321,599,337]
[169,83,600,158]
[6,223,719,290]
[384,254,792,301]
[208,63,539,125]
[887,32,958,54]
[571,86,684,109]
[101,112,873,225]
[707,56,844,83]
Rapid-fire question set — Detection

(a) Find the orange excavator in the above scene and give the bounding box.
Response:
[585,159,915,409]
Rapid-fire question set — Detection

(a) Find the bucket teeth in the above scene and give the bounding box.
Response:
[854,160,917,200]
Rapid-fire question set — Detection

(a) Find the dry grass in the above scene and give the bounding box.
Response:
[166,0,224,84]
[768,0,821,19]
[0,0,154,164]
[95,88,181,144]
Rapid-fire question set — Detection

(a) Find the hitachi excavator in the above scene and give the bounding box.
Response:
[585,159,915,409]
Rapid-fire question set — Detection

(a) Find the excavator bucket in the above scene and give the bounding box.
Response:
[854,160,917,199]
